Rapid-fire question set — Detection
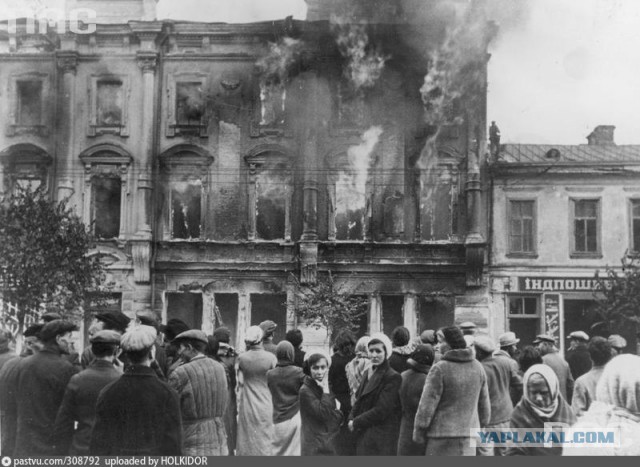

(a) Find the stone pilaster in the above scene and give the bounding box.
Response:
[56,51,79,203]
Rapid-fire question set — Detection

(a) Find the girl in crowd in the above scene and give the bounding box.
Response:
[299,353,343,455]
[346,336,371,407]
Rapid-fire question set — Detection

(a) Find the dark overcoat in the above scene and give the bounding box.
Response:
[0,356,22,456]
[89,365,182,455]
[349,359,402,456]
[299,376,343,456]
[14,346,79,456]
[397,366,429,455]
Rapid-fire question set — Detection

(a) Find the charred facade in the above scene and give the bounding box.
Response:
[0,0,494,348]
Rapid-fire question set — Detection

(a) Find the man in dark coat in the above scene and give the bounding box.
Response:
[90,324,182,455]
[495,332,523,405]
[14,320,79,456]
[80,311,130,369]
[53,330,121,455]
[413,326,490,456]
[348,333,402,456]
[329,330,356,456]
[474,335,517,456]
[534,334,574,402]
[565,331,592,380]
[0,324,43,457]
[285,329,306,368]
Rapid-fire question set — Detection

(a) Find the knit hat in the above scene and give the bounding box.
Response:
[408,344,435,366]
[245,326,264,345]
[213,326,232,344]
[96,312,131,334]
[120,324,157,352]
[276,341,295,365]
[474,335,496,354]
[160,319,190,341]
[368,332,393,359]
[441,326,467,350]
[420,330,437,345]
[596,354,640,414]
[39,320,78,343]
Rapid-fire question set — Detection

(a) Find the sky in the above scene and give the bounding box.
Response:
[1,0,640,145]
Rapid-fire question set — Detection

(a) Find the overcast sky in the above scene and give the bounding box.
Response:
[1,0,640,145]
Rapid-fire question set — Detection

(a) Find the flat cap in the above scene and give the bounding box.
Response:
[474,335,496,353]
[499,332,520,348]
[567,331,589,342]
[24,324,44,338]
[90,330,121,344]
[259,320,277,334]
[136,311,158,327]
[120,325,157,352]
[459,321,477,330]
[41,312,62,323]
[39,320,78,342]
[608,334,627,349]
[173,329,208,345]
[96,312,131,333]
[533,334,556,344]
[159,319,190,341]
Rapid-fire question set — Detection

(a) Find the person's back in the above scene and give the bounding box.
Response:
[481,355,516,425]
[566,343,592,380]
[542,352,573,401]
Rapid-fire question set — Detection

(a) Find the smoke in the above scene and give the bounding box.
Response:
[256,37,305,85]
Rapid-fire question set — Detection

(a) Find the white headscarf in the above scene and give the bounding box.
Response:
[523,364,560,419]
[244,325,264,346]
[368,332,393,360]
[596,354,640,415]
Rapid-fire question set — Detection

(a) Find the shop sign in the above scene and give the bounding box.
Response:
[543,294,561,343]
[518,277,608,292]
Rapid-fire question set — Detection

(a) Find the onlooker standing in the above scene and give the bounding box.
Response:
[565,331,592,380]
[159,318,190,376]
[494,332,523,405]
[299,353,343,456]
[345,336,370,406]
[518,345,543,374]
[460,321,477,336]
[389,326,414,374]
[413,326,490,456]
[236,326,277,456]
[506,364,576,456]
[397,344,434,456]
[285,329,305,368]
[474,335,517,456]
[14,320,79,456]
[90,324,182,455]
[329,330,356,456]
[212,326,237,455]
[53,330,121,455]
[348,333,402,456]
[80,312,130,369]
[534,334,574,402]
[259,320,278,355]
[571,336,612,417]
[267,341,305,455]
[169,330,228,455]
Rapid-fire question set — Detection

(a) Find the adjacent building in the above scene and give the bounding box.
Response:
[488,125,640,354]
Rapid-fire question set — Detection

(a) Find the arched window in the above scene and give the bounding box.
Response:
[0,143,52,198]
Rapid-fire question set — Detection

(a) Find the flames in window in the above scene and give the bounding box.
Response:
[256,164,288,240]
[171,180,202,240]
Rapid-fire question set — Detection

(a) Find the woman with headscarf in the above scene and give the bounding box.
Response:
[346,336,371,406]
[564,354,640,456]
[506,364,576,456]
[299,352,343,456]
[389,326,415,374]
[235,326,277,456]
[266,341,305,456]
[397,344,435,456]
[348,333,402,456]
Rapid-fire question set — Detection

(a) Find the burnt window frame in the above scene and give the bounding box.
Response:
[570,198,601,258]
[166,73,209,138]
[7,72,51,137]
[80,146,132,241]
[244,149,292,242]
[630,198,640,253]
[159,145,214,241]
[88,74,130,137]
[507,199,537,257]
[250,78,290,138]
[327,154,369,242]
[0,144,52,198]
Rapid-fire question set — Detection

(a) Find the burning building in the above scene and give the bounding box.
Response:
[0,0,495,348]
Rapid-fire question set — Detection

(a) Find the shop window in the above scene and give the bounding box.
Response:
[571,199,600,256]
[17,81,42,127]
[92,176,122,239]
[631,200,640,252]
[508,200,536,255]
[171,180,202,240]
[381,295,404,338]
[508,295,540,348]
[250,293,287,343]
[167,292,203,330]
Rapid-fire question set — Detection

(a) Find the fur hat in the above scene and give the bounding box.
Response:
[409,344,435,366]
[441,326,467,350]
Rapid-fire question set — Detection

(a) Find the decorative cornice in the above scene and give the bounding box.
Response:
[56,51,79,74]
[136,51,158,73]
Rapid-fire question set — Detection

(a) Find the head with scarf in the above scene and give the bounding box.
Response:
[354,336,370,359]
[244,325,264,350]
[367,332,392,369]
[596,354,640,416]
[275,340,295,367]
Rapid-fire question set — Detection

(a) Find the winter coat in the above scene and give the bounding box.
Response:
[0,356,22,456]
[542,352,575,402]
[14,346,79,456]
[481,355,520,424]
[0,351,16,372]
[53,360,121,455]
[329,352,353,420]
[492,349,523,406]
[168,355,228,455]
[389,353,410,374]
[413,348,490,441]
[565,344,592,380]
[571,365,605,417]
[397,365,430,456]
[267,364,305,423]
[90,365,182,456]
[349,359,402,455]
[299,376,343,455]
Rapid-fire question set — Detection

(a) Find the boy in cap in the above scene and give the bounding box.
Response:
[168,330,228,455]
[54,330,121,455]
[260,320,278,355]
[13,320,79,456]
[565,330,592,379]
[90,324,182,455]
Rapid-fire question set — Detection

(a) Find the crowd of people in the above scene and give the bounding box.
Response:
[0,311,639,456]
